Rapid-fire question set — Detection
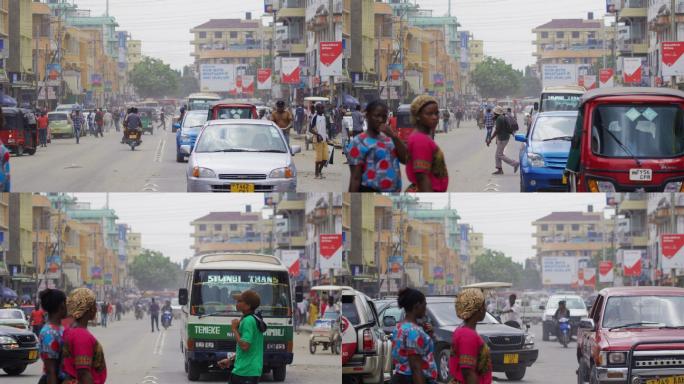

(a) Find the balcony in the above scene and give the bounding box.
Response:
[618,198,647,211]
[276,231,306,248]
[276,38,307,55]
[620,5,647,19]
[278,7,305,19]
[618,38,649,55]
[277,199,305,212]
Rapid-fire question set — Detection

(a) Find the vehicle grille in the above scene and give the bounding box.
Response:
[634,355,684,369]
[487,335,523,350]
[218,174,267,180]
[210,185,274,192]
[544,157,567,169]
[16,334,36,347]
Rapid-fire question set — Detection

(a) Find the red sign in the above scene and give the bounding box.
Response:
[319,42,343,66]
[662,42,684,66]
[257,68,271,84]
[281,58,301,84]
[623,250,642,277]
[623,58,642,84]
[288,258,300,276]
[599,69,614,84]
[661,234,684,269]
[599,261,613,276]
[319,234,343,259]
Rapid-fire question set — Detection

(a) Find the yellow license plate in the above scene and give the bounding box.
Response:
[28,350,37,360]
[129,134,137,139]
[504,353,519,364]
[562,175,568,184]
[230,183,255,193]
[646,376,684,384]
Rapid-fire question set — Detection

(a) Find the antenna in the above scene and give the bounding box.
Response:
[448,0,451,17]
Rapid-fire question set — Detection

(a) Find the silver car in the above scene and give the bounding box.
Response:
[185,119,300,192]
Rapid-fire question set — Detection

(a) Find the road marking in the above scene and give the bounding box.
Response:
[483,182,500,192]
[152,331,163,355]
[64,163,83,169]
[141,182,159,192]
[154,138,166,163]
[153,329,166,355]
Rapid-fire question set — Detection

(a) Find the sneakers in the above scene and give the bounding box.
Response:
[492,169,504,175]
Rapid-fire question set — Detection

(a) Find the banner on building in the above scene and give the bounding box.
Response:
[661,42,684,77]
[433,73,445,89]
[0,38,5,59]
[38,87,56,100]
[388,255,403,279]
[623,250,643,277]
[91,74,103,89]
[581,268,596,287]
[117,31,127,71]
[599,68,615,88]
[319,234,343,270]
[433,266,444,280]
[199,64,235,92]
[281,58,301,84]
[47,254,61,274]
[319,41,343,77]
[542,64,578,88]
[388,64,403,86]
[623,58,642,84]
[661,234,684,269]
[257,68,272,90]
[280,250,301,277]
[580,75,597,90]
[460,31,469,64]
[542,256,576,285]
[47,64,61,81]
[117,224,127,263]
[91,266,102,282]
[242,75,255,95]
[599,261,614,283]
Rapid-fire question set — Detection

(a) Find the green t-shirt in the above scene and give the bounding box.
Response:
[232,315,264,377]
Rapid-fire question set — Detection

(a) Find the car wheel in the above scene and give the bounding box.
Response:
[542,323,550,341]
[309,341,316,354]
[505,368,526,381]
[437,347,451,383]
[176,151,184,163]
[272,365,286,382]
[577,361,589,384]
[187,361,201,381]
[3,365,27,376]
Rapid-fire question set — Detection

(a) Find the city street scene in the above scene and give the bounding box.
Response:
[340,193,684,384]
[0,193,343,383]
[4,0,684,192]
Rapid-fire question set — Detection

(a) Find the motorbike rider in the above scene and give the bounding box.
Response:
[123,107,142,144]
[553,300,570,320]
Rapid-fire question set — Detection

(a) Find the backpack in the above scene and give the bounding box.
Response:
[505,115,519,133]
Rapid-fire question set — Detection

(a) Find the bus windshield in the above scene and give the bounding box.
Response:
[190,270,291,317]
[541,94,581,112]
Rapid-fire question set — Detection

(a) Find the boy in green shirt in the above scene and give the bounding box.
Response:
[221,290,265,384]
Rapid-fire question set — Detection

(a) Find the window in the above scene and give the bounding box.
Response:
[556,32,564,38]
[230,31,238,39]
[214,32,222,38]
[588,224,595,231]
[572,31,580,38]
[199,32,206,39]
[556,224,564,231]
[571,224,580,231]
[230,224,238,231]
[199,224,206,231]
[214,224,222,231]
[541,224,549,231]
[588,32,596,39]
[541,32,549,39]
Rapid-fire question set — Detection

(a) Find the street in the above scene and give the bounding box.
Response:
[2,313,339,384]
[512,324,577,384]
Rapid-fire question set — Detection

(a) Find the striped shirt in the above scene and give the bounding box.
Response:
[71,113,84,130]
[484,112,494,128]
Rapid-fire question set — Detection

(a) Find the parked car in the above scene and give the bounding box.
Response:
[0,324,39,376]
[341,287,392,384]
[175,110,208,162]
[541,294,588,342]
[576,286,684,384]
[185,120,300,192]
[0,308,29,330]
[48,111,74,138]
[515,111,578,192]
[379,295,538,382]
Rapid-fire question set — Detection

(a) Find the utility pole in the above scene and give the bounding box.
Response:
[671,192,677,286]
[328,0,335,103]
[328,193,334,285]
[672,0,678,89]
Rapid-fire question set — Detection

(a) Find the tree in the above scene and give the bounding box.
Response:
[176,65,199,98]
[470,57,522,99]
[129,56,180,99]
[519,74,542,98]
[128,249,182,291]
[470,249,524,286]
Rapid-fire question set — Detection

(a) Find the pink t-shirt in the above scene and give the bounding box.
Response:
[406,131,449,192]
[449,327,493,384]
[62,327,107,384]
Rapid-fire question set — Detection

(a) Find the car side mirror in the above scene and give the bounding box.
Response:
[579,318,596,331]
[290,145,302,155]
[514,134,527,143]
[178,288,188,306]
[539,305,545,310]
[173,123,181,130]
[382,315,397,327]
[180,145,192,155]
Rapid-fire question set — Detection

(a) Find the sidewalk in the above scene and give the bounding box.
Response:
[292,133,348,192]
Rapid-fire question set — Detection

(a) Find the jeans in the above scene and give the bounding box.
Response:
[101,313,107,327]
[230,373,260,384]
[486,126,493,142]
[151,314,159,331]
[495,138,519,169]
[38,129,47,146]
[75,128,81,144]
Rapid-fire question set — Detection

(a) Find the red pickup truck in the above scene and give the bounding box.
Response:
[576,286,684,384]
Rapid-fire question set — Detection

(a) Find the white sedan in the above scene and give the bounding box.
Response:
[0,309,29,330]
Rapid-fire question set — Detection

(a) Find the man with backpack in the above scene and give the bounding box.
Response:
[486,106,519,175]
[218,290,266,384]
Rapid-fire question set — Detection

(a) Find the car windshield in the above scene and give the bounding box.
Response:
[541,94,581,111]
[531,115,577,141]
[546,296,586,310]
[49,114,68,122]
[190,270,291,317]
[189,100,216,110]
[429,302,499,326]
[183,113,207,128]
[322,310,340,320]
[0,310,23,319]
[591,104,684,158]
[195,124,287,153]
[602,295,684,329]
[215,107,253,120]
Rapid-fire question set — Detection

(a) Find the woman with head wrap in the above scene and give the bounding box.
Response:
[390,288,438,384]
[406,95,449,192]
[449,288,492,384]
[62,288,107,384]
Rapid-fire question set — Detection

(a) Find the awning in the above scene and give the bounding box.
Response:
[1,286,17,300]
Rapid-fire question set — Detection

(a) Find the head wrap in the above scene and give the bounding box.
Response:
[493,106,505,116]
[456,288,485,320]
[410,95,438,125]
[67,287,96,320]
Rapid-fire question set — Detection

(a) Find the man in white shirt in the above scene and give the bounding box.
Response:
[501,293,521,328]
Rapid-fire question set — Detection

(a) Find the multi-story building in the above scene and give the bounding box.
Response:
[31,194,52,285]
[305,193,343,285]
[647,193,684,285]
[277,0,307,61]
[618,0,649,63]
[275,193,307,284]
[305,0,344,97]
[6,0,33,102]
[127,39,141,68]
[616,193,648,251]
[125,231,141,265]
[0,193,8,285]
[7,193,33,295]
[190,16,266,72]
[648,0,684,87]
[190,210,265,255]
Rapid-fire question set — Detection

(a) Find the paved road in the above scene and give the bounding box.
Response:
[3,313,339,384]
[521,324,577,384]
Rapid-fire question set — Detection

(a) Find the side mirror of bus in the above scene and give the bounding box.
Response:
[295,286,303,303]
[178,288,188,306]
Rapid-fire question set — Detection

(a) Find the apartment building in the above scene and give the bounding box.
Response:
[191,210,265,255]
[648,0,684,87]
[190,16,266,71]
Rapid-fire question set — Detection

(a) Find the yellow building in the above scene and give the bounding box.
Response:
[190,17,267,69]
[276,0,306,56]
[127,39,142,69]
[469,40,484,68]
[31,1,51,100]
[191,211,265,255]
[126,232,142,265]
[532,18,611,71]
[31,195,52,279]
[374,2,394,84]
[6,0,33,99]
[618,0,648,57]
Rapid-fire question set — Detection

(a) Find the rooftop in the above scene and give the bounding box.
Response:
[534,19,602,30]
[192,19,261,30]
[535,212,602,223]
[192,212,261,223]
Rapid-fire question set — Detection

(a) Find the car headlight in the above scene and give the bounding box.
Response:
[192,167,216,178]
[664,181,684,193]
[180,134,191,141]
[0,335,18,349]
[269,166,294,179]
[608,352,626,365]
[527,152,545,167]
[523,334,535,349]
[587,179,616,193]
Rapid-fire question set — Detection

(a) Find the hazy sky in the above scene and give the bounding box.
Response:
[72,0,607,71]
[74,193,267,264]
[414,193,609,263]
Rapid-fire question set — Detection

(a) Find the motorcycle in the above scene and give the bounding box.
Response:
[126,128,142,151]
[134,305,143,320]
[161,309,173,329]
[557,317,571,348]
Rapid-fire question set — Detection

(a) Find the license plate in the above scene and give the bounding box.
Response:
[503,353,519,364]
[646,376,684,384]
[562,174,568,184]
[629,168,652,181]
[129,134,137,139]
[230,183,255,193]
[28,350,37,360]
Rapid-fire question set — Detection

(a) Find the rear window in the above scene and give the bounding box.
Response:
[214,107,253,120]
[342,295,360,325]
[49,114,68,121]
[2,114,23,130]
[0,310,23,319]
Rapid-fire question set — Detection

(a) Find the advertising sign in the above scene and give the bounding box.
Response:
[199,64,235,92]
[280,250,301,276]
[257,68,272,90]
[433,73,445,89]
[47,254,61,274]
[580,75,597,90]
[623,57,642,84]
[388,255,403,279]
[599,261,614,283]
[388,64,403,86]
[47,64,61,81]
[281,58,301,84]
[582,268,596,287]
[0,38,5,58]
[264,0,279,13]
[91,266,102,282]
[661,42,684,77]
[542,256,576,285]
[599,68,615,88]
[460,31,469,64]
[606,0,621,13]
[319,234,343,270]
[117,31,127,70]
[38,87,56,100]
[117,224,127,263]
[319,41,343,77]
[242,75,255,95]
[661,234,684,269]
[433,266,444,280]
[623,250,643,277]
[91,74,103,88]
[542,64,578,88]
[104,273,113,285]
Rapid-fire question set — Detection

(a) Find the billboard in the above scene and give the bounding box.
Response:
[388,64,403,86]
[388,255,403,279]
[541,256,576,285]
[117,224,127,263]
[257,68,272,90]
[460,31,469,64]
[90,74,103,88]
[661,42,684,77]
[599,68,615,88]
[623,57,642,84]
[280,250,301,276]
[319,234,343,270]
[580,75,597,90]
[319,41,343,77]
[661,234,684,269]
[599,261,614,283]
[542,64,578,88]
[199,64,236,92]
[281,58,301,84]
[623,250,643,277]
[47,64,61,81]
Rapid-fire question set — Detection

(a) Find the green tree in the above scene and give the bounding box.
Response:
[176,65,199,98]
[470,249,524,286]
[129,56,180,99]
[471,57,522,99]
[519,74,542,98]
[128,249,182,291]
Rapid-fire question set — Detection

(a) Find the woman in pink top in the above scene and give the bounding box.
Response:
[62,288,107,384]
[449,288,492,384]
[405,95,449,192]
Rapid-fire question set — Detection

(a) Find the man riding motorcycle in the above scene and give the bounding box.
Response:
[161,300,173,328]
[123,107,142,145]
